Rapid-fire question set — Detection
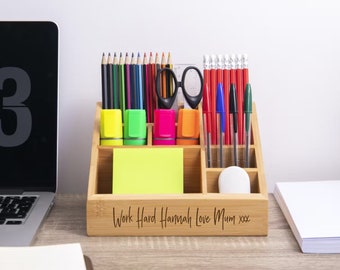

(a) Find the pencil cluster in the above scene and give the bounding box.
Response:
[101,52,172,123]
[203,54,250,146]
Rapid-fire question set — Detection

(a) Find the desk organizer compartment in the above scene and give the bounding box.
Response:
[87,102,268,236]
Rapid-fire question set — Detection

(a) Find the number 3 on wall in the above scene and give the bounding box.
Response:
[0,67,32,147]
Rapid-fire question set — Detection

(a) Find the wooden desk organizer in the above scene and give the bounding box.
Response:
[87,102,268,236]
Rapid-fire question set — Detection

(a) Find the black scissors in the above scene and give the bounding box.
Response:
[156,66,203,109]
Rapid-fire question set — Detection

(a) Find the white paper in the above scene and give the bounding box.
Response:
[0,243,86,270]
[274,180,340,253]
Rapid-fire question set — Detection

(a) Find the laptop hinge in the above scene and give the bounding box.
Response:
[0,189,24,195]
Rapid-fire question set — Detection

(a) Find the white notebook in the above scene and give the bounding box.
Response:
[274,180,340,253]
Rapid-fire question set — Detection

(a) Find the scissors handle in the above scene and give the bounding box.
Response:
[156,67,178,109]
[156,66,203,109]
[181,66,203,109]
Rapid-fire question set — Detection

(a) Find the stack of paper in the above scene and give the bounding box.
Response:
[274,180,340,253]
[0,243,87,270]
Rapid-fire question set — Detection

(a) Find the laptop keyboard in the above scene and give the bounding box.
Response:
[0,195,38,225]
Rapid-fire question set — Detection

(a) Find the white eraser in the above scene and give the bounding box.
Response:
[218,166,251,194]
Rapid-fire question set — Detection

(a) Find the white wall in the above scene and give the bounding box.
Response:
[1,0,340,193]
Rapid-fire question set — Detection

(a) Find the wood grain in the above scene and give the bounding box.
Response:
[34,194,340,269]
[87,103,268,236]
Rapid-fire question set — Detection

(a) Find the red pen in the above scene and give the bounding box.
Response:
[210,54,217,145]
[236,54,244,144]
[223,54,231,145]
[203,83,212,167]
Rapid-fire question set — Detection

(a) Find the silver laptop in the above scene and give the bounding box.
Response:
[0,21,58,246]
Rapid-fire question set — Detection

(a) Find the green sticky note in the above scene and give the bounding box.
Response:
[112,148,183,194]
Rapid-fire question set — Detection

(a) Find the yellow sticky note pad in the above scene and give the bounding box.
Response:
[112,148,183,194]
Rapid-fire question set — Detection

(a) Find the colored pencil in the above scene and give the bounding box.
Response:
[155,53,161,108]
[101,53,108,109]
[166,52,173,95]
[112,52,119,109]
[118,52,126,120]
[148,52,156,121]
[136,52,143,109]
[130,53,136,109]
[107,53,114,109]
[161,52,167,98]
[143,52,151,122]
[124,52,131,109]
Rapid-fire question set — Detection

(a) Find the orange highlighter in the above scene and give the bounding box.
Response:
[176,109,200,145]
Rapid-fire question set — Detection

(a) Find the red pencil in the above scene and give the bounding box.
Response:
[217,54,223,84]
[143,52,151,122]
[155,53,161,109]
[210,54,217,145]
[223,55,231,145]
[203,82,212,167]
[236,54,244,144]
[230,54,236,85]
[242,54,249,96]
[203,54,211,98]
[148,52,156,121]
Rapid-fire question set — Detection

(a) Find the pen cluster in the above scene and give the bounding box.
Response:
[203,53,252,167]
[101,51,172,123]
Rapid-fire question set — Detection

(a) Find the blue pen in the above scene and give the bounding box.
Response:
[216,83,225,167]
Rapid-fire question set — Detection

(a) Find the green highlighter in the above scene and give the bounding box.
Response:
[123,109,147,145]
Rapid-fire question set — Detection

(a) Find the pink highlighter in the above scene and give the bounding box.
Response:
[153,109,176,145]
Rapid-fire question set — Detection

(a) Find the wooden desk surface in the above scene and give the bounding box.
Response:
[34,194,340,269]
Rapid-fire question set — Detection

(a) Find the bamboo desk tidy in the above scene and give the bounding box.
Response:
[87,102,268,236]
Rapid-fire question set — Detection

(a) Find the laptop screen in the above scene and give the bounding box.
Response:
[0,22,58,192]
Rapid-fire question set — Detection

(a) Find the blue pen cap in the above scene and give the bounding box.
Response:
[216,83,226,132]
